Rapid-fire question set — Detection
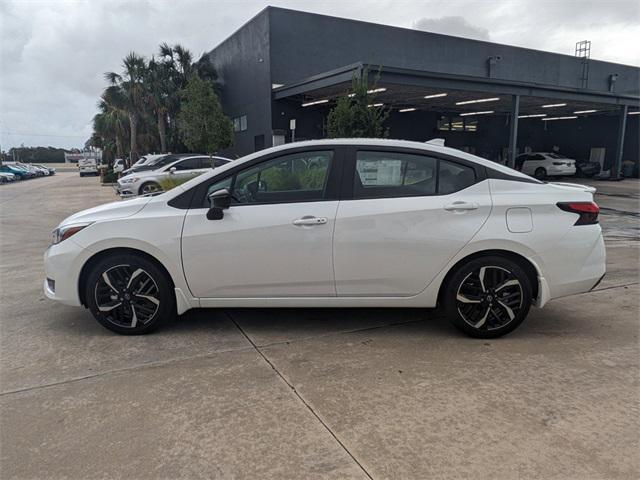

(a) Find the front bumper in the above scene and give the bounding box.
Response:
[43,238,91,307]
[116,183,137,197]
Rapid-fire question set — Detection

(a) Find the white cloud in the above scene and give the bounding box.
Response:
[1,0,638,149]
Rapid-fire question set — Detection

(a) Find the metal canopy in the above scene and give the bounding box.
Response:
[273,63,640,115]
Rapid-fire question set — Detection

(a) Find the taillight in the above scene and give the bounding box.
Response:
[557,201,600,225]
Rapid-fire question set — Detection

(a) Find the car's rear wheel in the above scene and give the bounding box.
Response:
[139,182,162,195]
[443,256,532,338]
[85,254,175,335]
[534,167,546,180]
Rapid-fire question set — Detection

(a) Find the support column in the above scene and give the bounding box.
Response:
[508,95,520,169]
[611,105,628,180]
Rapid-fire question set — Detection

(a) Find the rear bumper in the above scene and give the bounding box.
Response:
[547,166,577,176]
[543,229,606,300]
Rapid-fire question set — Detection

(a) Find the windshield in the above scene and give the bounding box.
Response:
[547,153,566,159]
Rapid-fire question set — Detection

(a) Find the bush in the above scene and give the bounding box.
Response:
[101,171,118,183]
[157,174,203,192]
[327,68,389,138]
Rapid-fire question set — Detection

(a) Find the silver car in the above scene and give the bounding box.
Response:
[117,155,230,197]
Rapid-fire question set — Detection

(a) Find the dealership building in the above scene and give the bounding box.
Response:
[203,7,640,175]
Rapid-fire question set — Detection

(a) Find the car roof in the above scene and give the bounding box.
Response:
[232,138,532,178]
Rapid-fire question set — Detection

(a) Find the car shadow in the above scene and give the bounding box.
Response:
[166,307,460,342]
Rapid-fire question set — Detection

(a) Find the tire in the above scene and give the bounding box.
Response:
[85,253,175,335]
[534,167,546,180]
[443,256,532,338]
[79,172,84,177]
[139,182,162,195]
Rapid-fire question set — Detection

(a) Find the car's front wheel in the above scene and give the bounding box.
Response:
[139,182,162,195]
[85,253,175,335]
[443,256,532,338]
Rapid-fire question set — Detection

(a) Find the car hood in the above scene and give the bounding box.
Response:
[58,196,152,227]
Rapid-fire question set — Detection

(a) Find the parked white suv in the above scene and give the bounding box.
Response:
[44,139,605,338]
[113,159,125,174]
[78,158,99,177]
[117,155,230,197]
[516,152,576,179]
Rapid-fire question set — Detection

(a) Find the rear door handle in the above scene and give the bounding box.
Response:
[292,216,328,226]
[444,201,479,211]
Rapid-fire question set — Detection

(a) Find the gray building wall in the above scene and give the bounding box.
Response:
[204,11,273,157]
[267,7,640,96]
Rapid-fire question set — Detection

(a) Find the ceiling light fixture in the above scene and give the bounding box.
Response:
[367,103,384,108]
[518,114,547,118]
[628,111,640,115]
[460,110,494,116]
[424,93,448,99]
[541,103,567,108]
[301,99,329,107]
[456,97,499,105]
[541,116,577,121]
[399,107,417,112]
[574,110,597,114]
[367,88,387,94]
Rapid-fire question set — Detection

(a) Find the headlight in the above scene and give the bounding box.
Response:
[51,223,92,245]
[120,177,139,184]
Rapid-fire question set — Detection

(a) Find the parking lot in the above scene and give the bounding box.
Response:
[0,172,638,479]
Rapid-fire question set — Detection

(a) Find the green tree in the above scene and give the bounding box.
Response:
[178,75,233,153]
[93,85,129,160]
[105,52,147,163]
[146,57,173,153]
[327,69,389,138]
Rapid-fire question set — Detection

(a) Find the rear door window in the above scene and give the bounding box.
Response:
[354,151,437,199]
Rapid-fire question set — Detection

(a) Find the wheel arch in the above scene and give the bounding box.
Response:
[78,247,175,307]
[437,249,540,305]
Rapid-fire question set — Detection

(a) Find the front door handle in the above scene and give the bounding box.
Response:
[444,201,480,211]
[292,216,328,226]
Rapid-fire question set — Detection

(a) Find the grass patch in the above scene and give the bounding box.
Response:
[157,173,202,192]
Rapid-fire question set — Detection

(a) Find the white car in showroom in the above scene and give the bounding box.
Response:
[515,152,577,179]
[44,139,605,338]
[117,155,230,197]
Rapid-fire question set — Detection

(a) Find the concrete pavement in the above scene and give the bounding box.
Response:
[1,173,638,479]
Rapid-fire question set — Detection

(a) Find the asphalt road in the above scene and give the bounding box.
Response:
[1,173,638,479]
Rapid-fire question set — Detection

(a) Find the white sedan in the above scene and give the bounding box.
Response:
[516,152,577,179]
[44,139,605,338]
[117,155,230,197]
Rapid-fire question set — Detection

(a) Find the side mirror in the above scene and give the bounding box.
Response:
[206,188,231,220]
[169,167,177,174]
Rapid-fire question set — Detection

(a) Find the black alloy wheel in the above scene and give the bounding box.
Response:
[86,254,174,334]
[444,256,532,338]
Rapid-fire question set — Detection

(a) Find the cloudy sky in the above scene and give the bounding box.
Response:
[1,0,639,150]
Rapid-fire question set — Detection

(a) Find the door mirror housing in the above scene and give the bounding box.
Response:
[206,188,232,220]
[169,166,177,174]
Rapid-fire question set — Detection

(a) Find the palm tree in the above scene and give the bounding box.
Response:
[146,57,173,153]
[105,52,147,163]
[98,85,129,159]
[157,43,197,152]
